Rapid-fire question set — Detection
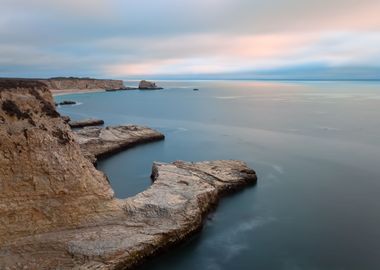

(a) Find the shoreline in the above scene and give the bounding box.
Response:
[51,88,106,96]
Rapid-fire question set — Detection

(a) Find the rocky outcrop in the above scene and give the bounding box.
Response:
[0,79,257,269]
[74,125,165,163]
[138,80,163,90]
[69,118,105,128]
[39,77,124,90]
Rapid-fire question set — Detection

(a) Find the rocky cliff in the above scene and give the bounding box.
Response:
[0,80,117,245]
[0,79,257,269]
[39,77,124,90]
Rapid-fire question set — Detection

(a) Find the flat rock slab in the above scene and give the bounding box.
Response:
[69,118,105,128]
[2,160,256,269]
[73,125,165,163]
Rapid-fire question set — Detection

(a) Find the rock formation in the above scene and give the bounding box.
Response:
[138,80,163,90]
[73,125,165,163]
[0,79,257,269]
[69,118,105,128]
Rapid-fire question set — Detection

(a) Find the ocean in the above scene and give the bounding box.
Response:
[56,80,380,270]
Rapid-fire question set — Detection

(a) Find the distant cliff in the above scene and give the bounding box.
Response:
[39,77,124,90]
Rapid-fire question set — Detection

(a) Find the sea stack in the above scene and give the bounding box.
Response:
[138,80,163,90]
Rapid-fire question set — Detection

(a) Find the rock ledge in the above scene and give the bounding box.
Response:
[74,125,165,163]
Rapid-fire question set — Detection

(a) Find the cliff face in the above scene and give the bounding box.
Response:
[0,79,257,269]
[0,80,117,245]
[39,78,124,90]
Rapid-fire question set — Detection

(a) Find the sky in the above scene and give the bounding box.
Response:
[1,0,380,79]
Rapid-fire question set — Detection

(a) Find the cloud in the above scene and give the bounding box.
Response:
[101,31,380,77]
[0,0,379,78]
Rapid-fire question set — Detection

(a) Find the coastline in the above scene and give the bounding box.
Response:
[0,80,257,269]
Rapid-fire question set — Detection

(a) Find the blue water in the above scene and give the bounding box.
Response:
[56,80,380,270]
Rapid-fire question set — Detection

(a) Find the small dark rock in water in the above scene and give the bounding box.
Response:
[59,100,76,106]
[138,80,163,90]
[106,87,138,92]
[69,119,104,128]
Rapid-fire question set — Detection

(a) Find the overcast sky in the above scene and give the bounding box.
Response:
[1,0,379,79]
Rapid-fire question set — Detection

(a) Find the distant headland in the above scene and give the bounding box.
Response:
[0,77,163,95]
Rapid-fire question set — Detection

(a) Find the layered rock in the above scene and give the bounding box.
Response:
[0,79,257,269]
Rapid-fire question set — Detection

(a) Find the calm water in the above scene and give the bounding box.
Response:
[56,80,380,270]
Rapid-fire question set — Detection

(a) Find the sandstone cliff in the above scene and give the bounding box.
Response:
[0,80,117,245]
[39,77,124,90]
[0,79,257,269]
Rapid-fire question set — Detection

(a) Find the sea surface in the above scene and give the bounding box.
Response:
[56,80,380,270]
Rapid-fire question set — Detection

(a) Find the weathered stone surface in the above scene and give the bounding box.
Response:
[73,125,165,163]
[69,118,105,128]
[0,79,257,269]
[138,80,163,90]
